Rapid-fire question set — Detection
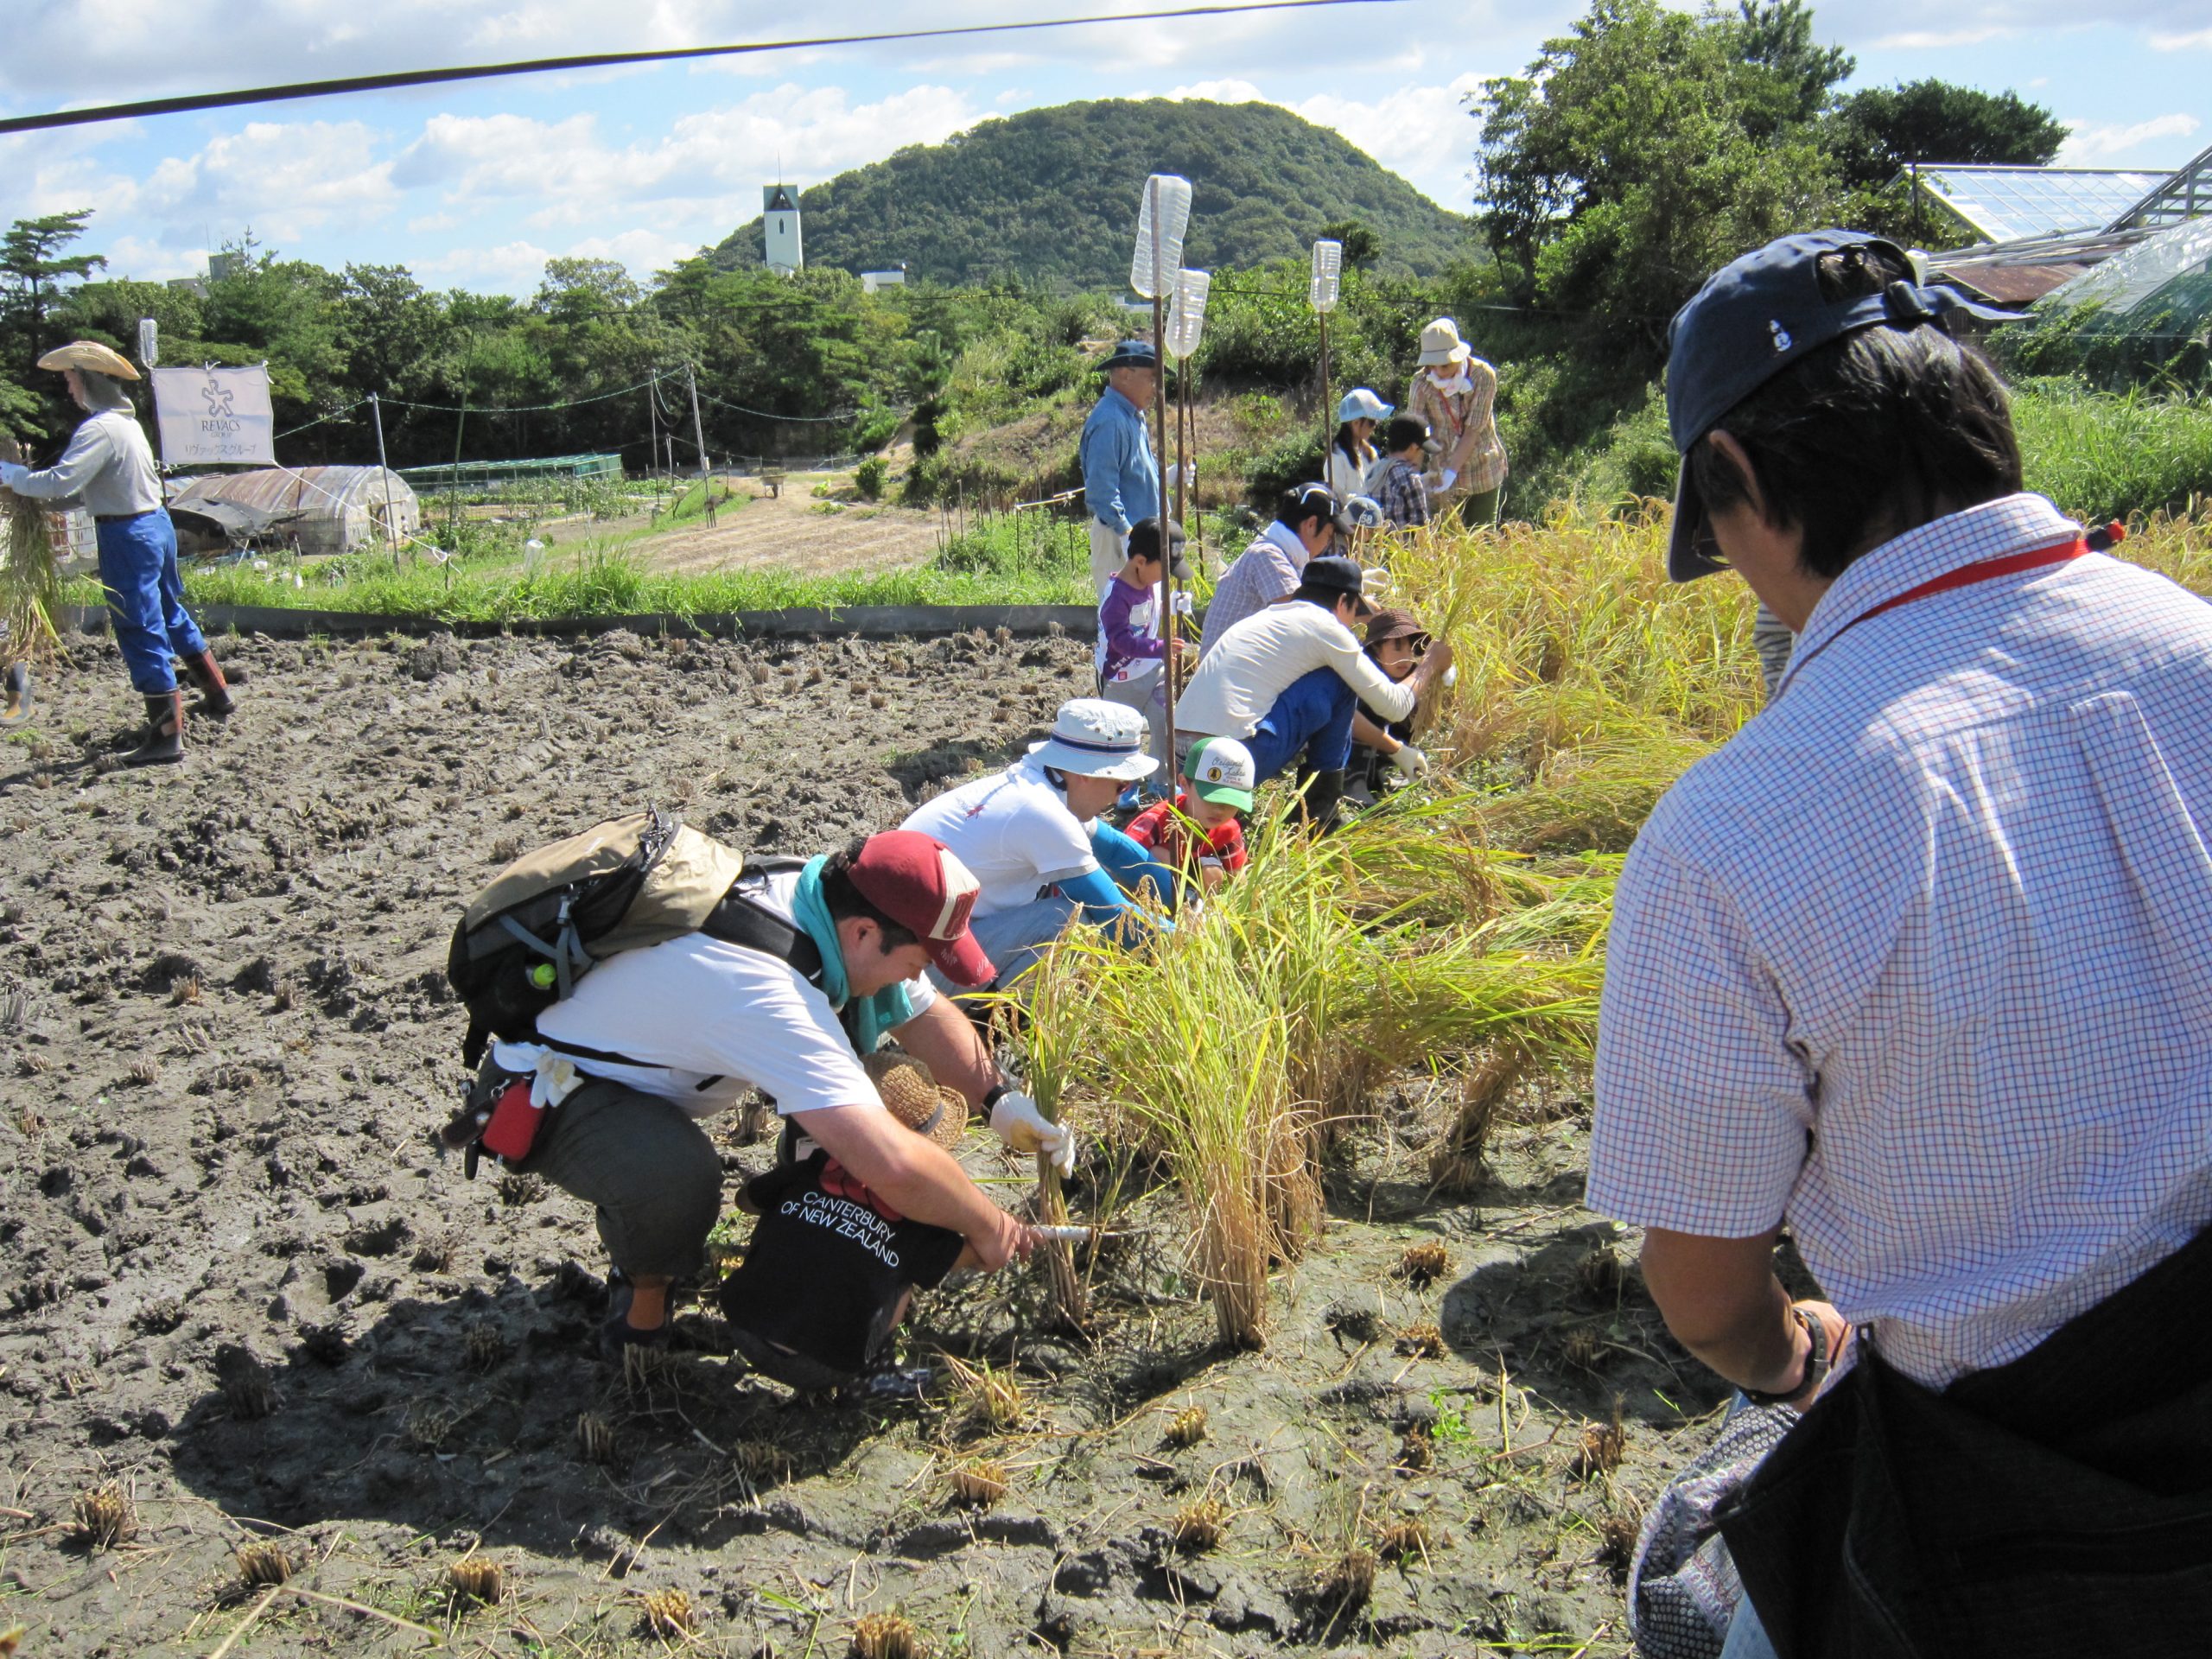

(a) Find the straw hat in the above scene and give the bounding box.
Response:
[1415,319,1471,368]
[37,341,140,381]
[864,1052,969,1152]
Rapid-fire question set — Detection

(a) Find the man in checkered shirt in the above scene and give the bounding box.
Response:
[1591,231,2212,1658]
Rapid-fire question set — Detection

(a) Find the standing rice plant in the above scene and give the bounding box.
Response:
[1004,952,1093,1331]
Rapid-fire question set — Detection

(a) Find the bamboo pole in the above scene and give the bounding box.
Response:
[1318,309,1332,472]
[1148,179,1177,770]
[368,392,402,575]
[686,363,715,528]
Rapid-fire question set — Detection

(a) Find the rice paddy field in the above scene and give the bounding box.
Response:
[2,505,2208,1656]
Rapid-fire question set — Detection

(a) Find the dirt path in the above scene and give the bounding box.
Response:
[550,473,948,579]
[0,631,1715,1656]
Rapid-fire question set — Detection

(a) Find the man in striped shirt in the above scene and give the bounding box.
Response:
[1589,231,2212,1656]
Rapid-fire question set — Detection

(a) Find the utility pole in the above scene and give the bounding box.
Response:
[687,362,715,528]
[368,391,402,575]
[1147,177,1176,768]
[646,370,660,499]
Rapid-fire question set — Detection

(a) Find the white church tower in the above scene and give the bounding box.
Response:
[763,184,802,276]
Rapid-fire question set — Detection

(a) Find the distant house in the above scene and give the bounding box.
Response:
[861,268,907,294]
[168,467,420,559]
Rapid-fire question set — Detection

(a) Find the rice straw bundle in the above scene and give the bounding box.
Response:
[0,434,63,668]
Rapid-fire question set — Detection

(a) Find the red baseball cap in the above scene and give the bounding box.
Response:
[849,831,995,988]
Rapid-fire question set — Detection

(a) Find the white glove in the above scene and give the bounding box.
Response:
[990,1090,1077,1178]
[0,462,29,493]
[1390,743,1429,779]
[1440,468,1459,490]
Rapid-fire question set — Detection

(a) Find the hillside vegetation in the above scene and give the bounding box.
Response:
[705,99,1473,287]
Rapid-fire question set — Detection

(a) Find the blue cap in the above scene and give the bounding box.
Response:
[1101,339,1159,372]
[1664,230,2016,582]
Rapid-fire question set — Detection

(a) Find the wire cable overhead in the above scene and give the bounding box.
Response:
[0,0,1402,136]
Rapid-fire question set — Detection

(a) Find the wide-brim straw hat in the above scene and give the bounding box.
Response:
[864,1052,969,1152]
[37,340,139,381]
[1416,319,1472,367]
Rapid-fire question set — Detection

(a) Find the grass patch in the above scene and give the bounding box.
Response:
[2013,381,2212,524]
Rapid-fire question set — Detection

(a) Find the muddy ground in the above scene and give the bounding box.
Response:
[0,627,1727,1657]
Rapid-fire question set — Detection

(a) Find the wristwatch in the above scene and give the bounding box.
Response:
[1741,1305,1831,1406]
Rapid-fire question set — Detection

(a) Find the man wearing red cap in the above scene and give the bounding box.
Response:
[479,830,1048,1358]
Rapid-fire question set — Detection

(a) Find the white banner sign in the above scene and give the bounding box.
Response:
[150,365,276,466]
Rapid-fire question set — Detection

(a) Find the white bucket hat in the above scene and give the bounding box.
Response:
[1337,388,1393,423]
[1416,319,1472,367]
[1028,697,1160,783]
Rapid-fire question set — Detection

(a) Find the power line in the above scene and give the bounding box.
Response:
[0,0,1403,136]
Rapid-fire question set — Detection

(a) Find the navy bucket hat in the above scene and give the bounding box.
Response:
[1663,230,2014,582]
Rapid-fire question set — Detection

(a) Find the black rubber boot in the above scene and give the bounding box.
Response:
[1294,766,1346,833]
[180,649,235,719]
[123,690,186,767]
[0,662,30,729]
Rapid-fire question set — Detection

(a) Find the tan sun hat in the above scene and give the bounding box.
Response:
[863,1052,969,1152]
[37,340,140,381]
[1415,319,1471,368]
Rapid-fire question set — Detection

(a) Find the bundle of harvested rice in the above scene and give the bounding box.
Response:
[0,433,63,668]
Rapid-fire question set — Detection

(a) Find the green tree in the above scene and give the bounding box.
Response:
[1475,0,1843,344]
[1,210,106,353]
[1319,219,1382,270]
[1829,79,2068,188]
[1725,0,1854,129]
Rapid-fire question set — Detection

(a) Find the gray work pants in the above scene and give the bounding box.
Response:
[511,1076,725,1280]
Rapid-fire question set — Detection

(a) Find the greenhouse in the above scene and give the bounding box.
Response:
[2031,216,2212,386]
[167,466,421,559]
[396,452,623,497]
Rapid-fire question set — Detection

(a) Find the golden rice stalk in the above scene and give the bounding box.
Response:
[1163,1405,1208,1448]
[941,1355,1024,1434]
[1171,1497,1228,1553]
[446,1555,505,1605]
[1571,1405,1629,1481]
[1395,1241,1452,1287]
[233,1540,293,1586]
[638,1587,697,1637]
[575,1412,616,1464]
[1312,1545,1378,1607]
[1395,1322,1446,1359]
[71,1482,136,1549]
[949,1459,1008,1507]
[0,444,64,670]
[1374,1516,1431,1563]
[849,1611,923,1659]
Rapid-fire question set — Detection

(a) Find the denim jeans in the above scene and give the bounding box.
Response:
[1243,666,1357,782]
[97,509,207,695]
[1719,1600,1779,1659]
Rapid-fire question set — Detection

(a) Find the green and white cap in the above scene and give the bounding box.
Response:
[1185,736,1255,811]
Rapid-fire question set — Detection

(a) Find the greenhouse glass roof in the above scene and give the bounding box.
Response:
[1920,166,2171,242]
[2043,215,2212,320]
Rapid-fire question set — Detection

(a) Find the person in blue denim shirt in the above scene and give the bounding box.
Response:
[1080,340,1162,596]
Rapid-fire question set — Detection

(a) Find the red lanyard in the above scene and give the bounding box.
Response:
[1832,536,2088,645]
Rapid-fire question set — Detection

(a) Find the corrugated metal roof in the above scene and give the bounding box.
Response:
[1936,262,2090,306]
[168,466,417,517]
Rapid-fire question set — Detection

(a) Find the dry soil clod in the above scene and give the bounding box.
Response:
[849,1611,923,1659]
[1164,1404,1208,1448]
[497,1171,545,1206]
[71,1482,136,1549]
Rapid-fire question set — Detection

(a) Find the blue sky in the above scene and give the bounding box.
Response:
[1,0,2204,296]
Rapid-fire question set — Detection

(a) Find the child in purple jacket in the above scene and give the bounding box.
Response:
[1095,517,1190,779]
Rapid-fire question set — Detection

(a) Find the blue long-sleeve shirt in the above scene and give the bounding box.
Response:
[1079,385,1160,536]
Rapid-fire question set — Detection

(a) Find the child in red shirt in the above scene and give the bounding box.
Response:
[1126,734,1255,894]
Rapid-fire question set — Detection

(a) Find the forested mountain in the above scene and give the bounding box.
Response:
[705,99,1473,288]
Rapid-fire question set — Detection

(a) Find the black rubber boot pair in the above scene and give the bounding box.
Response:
[598,1269,676,1360]
[124,690,186,767]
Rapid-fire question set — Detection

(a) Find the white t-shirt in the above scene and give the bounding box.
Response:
[13,409,163,518]
[531,868,934,1119]
[1178,600,1417,739]
[901,756,1097,918]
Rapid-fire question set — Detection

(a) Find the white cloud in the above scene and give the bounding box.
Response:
[2057,112,2202,163]
[414,239,555,293]
[99,234,207,283]
[2149,27,2212,48]
[1164,74,1481,208]
[1868,28,2010,48]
